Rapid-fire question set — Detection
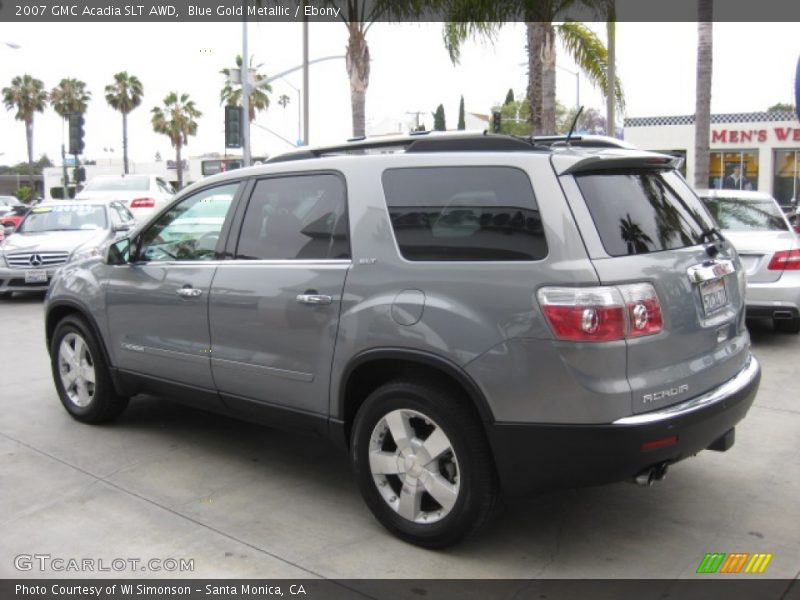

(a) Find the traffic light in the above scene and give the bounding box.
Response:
[68,114,85,155]
[73,167,86,183]
[225,106,244,148]
[492,111,502,134]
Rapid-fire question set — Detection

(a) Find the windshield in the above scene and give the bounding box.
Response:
[83,176,149,192]
[19,205,108,232]
[701,197,789,232]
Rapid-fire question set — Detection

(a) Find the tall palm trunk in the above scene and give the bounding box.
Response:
[346,23,370,138]
[175,143,183,190]
[606,17,616,136]
[694,1,713,188]
[541,24,557,135]
[25,119,35,194]
[122,112,129,174]
[526,22,544,135]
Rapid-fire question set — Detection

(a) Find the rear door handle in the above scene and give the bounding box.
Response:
[296,293,332,305]
[176,286,203,298]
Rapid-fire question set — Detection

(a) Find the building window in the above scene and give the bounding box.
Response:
[773,150,799,209]
[709,151,758,191]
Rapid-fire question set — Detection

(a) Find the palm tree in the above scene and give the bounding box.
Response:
[105,72,144,174]
[444,2,624,135]
[50,77,91,117]
[334,2,432,138]
[151,92,201,190]
[695,1,713,188]
[220,54,271,122]
[605,0,616,136]
[2,74,48,194]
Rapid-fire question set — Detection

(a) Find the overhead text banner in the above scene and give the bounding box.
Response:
[2,0,800,22]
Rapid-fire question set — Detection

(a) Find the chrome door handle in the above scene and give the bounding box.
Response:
[176,287,203,298]
[296,294,332,305]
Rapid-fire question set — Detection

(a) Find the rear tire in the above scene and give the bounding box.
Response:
[51,315,129,423]
[774,317,800,334]
[351,379,498,548]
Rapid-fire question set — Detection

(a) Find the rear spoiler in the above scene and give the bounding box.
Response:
[553,151,683,176]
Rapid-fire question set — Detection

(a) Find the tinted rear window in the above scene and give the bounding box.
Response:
[575,171,712,256]
[701,196,788,231]
[382,166,547,261]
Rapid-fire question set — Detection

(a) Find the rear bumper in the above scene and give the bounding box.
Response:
[744,272,800,317]
[487,354,760,496]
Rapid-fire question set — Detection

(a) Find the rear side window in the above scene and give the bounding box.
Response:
[575,171,712,257]
[236,173,350,260]
[382,166,546,261]
[701,196,789,231]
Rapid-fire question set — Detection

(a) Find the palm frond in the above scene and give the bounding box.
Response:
[556,21,625,112]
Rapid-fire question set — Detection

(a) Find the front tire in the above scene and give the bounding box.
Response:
[51,315,129,423]
[351,380,498,548]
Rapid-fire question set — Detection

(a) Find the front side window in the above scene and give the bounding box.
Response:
[576,170,715,257]
[236,173,349,260]
[138,183,239,261]
[382,166,546,261]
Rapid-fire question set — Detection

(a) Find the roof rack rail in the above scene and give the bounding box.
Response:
[266,132,551,164]
[532,135,635,149]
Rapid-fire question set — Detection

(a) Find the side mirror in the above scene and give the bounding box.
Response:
[106,238,131,265]
[113,222,132,233]
[2,224,13,237]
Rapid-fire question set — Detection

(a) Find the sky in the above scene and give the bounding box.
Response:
[0,21,798,167]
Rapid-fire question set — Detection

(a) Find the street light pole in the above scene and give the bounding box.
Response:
[303,17,309,146]
[241,14,251,167]
[555,64,580,111]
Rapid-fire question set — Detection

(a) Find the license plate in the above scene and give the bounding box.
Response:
[24,270,48,284]
[700,278,728,315]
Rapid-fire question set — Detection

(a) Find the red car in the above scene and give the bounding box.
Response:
[0,204,29,233]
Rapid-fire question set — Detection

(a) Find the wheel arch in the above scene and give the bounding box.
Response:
[334,348,495,449]
[46,301,115,375]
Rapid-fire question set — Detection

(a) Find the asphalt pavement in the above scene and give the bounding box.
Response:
[1,292,799,581]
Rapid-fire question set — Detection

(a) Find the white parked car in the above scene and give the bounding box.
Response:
[76,174,175,222]
[697,189,800,333]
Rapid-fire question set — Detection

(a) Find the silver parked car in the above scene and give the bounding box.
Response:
[76,174,175,222]
[44,133,760,547]
[697,189,800,334]
[0,194,22,215]
[0,201,135,298]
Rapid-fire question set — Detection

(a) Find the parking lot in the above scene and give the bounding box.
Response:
[1,292,798,580]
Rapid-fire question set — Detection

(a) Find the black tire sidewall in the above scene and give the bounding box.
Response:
[50,316,121,422]
[351,381,496,548]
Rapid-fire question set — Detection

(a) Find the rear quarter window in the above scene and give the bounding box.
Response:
[382,166,547,261]
[575,170,713,257]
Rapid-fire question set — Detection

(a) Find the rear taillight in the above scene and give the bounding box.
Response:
[130,197,156,208]
[537,283,663,342]
[767,249,800,271]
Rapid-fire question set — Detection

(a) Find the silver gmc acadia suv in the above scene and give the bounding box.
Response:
[44,133,761,548]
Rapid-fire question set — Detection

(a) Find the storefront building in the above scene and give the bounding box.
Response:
[624,111,800,208]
